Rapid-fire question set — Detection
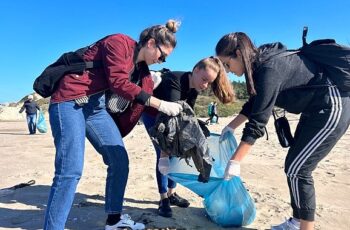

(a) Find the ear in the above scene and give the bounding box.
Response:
[236,49,244,63]
[147,38,156,48]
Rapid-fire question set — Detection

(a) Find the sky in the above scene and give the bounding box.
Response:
[1,0,349,103]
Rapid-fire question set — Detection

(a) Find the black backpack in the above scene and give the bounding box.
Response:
[283,27,350,91]
[269,27,350,148]
[33,42,103,98]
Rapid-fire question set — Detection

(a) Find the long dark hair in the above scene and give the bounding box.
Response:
[215,32,258,96]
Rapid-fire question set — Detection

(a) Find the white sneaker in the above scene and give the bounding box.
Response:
[271,218,300,230]
[105,214,145,230]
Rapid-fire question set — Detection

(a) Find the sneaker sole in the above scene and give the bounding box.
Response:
[169,202,190,208]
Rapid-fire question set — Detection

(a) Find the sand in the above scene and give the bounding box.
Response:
[0,114,349,230]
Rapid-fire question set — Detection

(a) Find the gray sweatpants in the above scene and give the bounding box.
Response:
[284,86,350,221]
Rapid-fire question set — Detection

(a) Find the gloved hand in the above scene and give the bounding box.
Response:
[158,100,183,116]
[219,126,235,142]
[158,157,170,175]
[150,71,162,89]
[223,160,240,180]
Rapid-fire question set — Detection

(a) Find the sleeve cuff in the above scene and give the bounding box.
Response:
[134,90,151,105]
[239,110,250,118]
[241,135,257,145]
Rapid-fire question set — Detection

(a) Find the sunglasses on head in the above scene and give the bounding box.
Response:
[156,43,166,63]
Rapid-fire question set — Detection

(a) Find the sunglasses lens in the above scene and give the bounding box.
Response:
[159,55,166,62]
[156,44,166,63]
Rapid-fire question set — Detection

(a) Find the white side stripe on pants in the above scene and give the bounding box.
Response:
[286,85,342,208]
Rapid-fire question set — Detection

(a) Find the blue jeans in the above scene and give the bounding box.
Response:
[142,113,176,194]
[44,93,129,230]
[26,113,37,134]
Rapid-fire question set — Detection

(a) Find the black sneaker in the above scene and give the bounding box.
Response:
[158,198,172,217]
[168,193,190,208]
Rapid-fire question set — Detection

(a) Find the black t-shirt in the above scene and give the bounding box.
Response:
[153,71,198,109]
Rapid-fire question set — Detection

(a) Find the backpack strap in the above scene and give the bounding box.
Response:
[85,60,103,69]
[265,26,308,60]
[272,108,285,120]
[272,50,300,59]
[76,35,112,69]
[302,26,308,46]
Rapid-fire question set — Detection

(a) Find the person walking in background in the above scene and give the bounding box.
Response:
[44,19,182,230]
[19,95,40,134]
[205,101,219,124]
[216,32,350,230]
[205,101,214,124]
[142,56,234,218]
[211,101,219,123]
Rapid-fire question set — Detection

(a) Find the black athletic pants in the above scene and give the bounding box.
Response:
[284,86,350,221]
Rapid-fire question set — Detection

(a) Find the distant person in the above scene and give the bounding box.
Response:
[205,102,214,124]
[142,57,234,218]
[44,19,182,230]
[205,101,219,124]
[19,95,40,134]
[212,101,219,123]
[216,32,350,230]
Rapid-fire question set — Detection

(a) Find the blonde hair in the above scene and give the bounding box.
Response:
[139,19,181,48]
[193,57,235,104]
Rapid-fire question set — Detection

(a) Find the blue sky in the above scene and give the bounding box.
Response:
[1,0,349,103]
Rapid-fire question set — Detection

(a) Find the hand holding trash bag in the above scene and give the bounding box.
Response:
[219,126,234,142]
[158,100,183,116]
[167,133,256,227]
[224,160,240,180]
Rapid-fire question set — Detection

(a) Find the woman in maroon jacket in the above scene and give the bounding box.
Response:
[44,20,181,230]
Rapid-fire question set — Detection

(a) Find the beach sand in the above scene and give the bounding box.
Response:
[0,115,349,230]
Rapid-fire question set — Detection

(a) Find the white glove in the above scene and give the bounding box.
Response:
[219,126,235,142]
[150,71,162,89]
[158,157,170,175]
[224,160,240,180]
[158,100,183,116]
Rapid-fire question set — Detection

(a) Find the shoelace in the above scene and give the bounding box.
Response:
[120,214,135,225]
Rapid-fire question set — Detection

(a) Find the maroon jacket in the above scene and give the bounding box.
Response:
[51,34,149,104]
[111,61,154,137]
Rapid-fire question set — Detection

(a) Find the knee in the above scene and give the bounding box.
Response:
[285,169,312,182]
[105,145,129,170]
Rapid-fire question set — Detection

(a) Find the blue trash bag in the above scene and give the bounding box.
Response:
[204,177,256,227]
[37,111,47,133]
[168,132,256,227]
